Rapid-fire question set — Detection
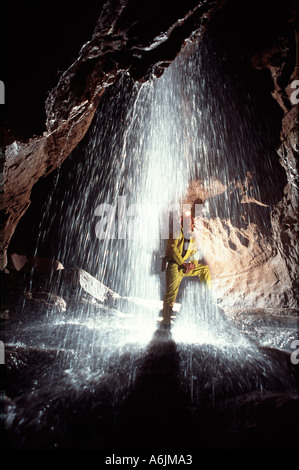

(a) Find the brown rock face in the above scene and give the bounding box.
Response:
[184,173,297,314]
[2,95,102,268]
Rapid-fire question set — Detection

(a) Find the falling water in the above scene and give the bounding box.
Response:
[5,35,298,450]
[15,34,288,363]
[41,35,283,343]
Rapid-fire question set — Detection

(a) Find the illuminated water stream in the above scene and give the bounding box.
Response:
[4,35,298,450]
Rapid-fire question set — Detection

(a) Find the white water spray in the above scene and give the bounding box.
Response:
[5,37,298,449]
[36,34,284,349]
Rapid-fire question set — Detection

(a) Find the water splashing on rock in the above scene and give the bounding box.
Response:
[4,35,298,451]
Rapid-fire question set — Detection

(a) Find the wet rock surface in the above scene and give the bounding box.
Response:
[2,268,299,451]
[2,331,299,451]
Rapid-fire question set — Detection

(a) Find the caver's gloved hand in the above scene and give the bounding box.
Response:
[182,262,195,274]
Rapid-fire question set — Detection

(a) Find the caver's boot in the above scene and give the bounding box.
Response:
[159,305,173,330]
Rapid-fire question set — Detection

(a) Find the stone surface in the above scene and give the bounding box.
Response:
[2,267,160,324]
[183,174,298,313]
[10,253,28,272]
[182,5,298,314]
[2,97,102,269]
[251,25,299,309]
[2,265,298,451]
[3,331,299,451]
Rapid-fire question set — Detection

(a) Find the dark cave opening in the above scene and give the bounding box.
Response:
[1,0,104,142]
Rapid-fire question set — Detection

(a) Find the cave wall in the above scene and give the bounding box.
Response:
[182,0,298,312]
[1,0,298,314]
[251,23,298,310]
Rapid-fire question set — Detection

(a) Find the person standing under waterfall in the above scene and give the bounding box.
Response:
[160,202,212,328]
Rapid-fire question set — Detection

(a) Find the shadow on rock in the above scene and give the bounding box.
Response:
[3,317,299,451]
[114,332,192,450]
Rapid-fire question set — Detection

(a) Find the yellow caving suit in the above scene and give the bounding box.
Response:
[162,228,212,325]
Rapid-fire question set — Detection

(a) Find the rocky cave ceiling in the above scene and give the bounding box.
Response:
[1,0,298,313]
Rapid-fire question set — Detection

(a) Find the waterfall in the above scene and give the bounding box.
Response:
[35,33,284,348]
[5,34,298,453]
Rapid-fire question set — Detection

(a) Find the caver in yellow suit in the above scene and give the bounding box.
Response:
[161,224,212,327]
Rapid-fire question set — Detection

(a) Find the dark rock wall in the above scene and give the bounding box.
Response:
[251,23,299,304]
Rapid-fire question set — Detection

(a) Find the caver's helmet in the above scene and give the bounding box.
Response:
[181,209,195,229]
